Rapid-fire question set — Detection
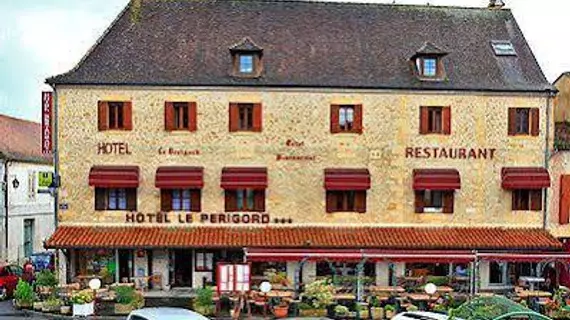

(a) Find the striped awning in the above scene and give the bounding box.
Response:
[155,166,203,189]
[324,168,371,190]
[413,169,461,190]
[88,166,139,188]
[221,167,268,189]
[501,167,550,189]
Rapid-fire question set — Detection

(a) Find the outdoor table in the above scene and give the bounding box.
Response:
[435,286,454,293]
[407,293,437,311]
[516,290,552,298]
[518,277,545,291]
[265,291,294,298]
[369,286,405,293]
[334,293,357,301]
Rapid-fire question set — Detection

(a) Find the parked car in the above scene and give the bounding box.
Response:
[393,311,463,320]
[127,308,210,320]
[28,251,55,272]
[0,264,23,299]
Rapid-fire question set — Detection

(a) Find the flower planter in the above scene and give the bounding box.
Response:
[385,310,395,319]
[33,302,43,311]
[37,286,53,296]
[14,300,32,310]
[371,307,384,320]
[73,302,95,317]
[299,308,327,317]
[273,305,289,318]
[115,303,135,315]
[359,310,370,319]
[60,305,72,315]
[195,305,215,316]
[42,304,60,313]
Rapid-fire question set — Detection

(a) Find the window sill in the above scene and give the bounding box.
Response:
[326,211,366,214]
[230,131,260,136]
[423,208,444,213]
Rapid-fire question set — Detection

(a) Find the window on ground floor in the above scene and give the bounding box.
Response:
[512,189,542,211]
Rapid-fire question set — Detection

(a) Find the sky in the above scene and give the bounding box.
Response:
[0,0,569,122]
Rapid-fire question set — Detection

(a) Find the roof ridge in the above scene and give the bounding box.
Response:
[0,113,40,125]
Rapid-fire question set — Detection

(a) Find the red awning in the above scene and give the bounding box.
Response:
[246,248,364,262]
[324,169,371,190]
[88,166,139,188]
[363,250,475,263]
[478,252,570,262]
[501,167,551,189]
[155,166,203,189]
[221,167,268,189]
[413,169,461,190]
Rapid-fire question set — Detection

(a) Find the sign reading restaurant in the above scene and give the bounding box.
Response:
[405,147,497,160]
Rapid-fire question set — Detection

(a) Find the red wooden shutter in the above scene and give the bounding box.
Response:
[442,192,454,214]
[95,188,106,210]
[188,102,197,132]
[164,102,174,131]
[419,107,429,134]
[508,108,517,136]
[530,108,539,136]
[326,191,337,213]
[354,191,367,213]
[123,101,133,130]
[330,105,340,133]
[560,176,570,225]
[160,189,172,212]
[530,190,542,211]
[190,190,201,212]
[442,107,451,135]
[353,104,363,134]
[414,191,424,213]
[229,103,239,132]
[252,103,263,132]
[97,101,109,131]
[511,191,518,211]
[126,188,137,211]
[254,190,265,212]
[225,190,238,212]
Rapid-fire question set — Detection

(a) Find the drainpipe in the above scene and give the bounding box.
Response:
[544,89,555,230]
[48,84,60,280]
[2,160,9,261]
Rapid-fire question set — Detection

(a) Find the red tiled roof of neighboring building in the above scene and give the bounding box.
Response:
[45,226,562,251]
[0,114,52,164]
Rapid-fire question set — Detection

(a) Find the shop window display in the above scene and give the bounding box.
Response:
[75,249,116,284]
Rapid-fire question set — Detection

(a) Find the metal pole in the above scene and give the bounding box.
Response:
[543,90,554,229]
[355,258,367,320]
[294,258,308,297]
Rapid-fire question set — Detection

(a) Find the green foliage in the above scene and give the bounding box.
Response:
[303,279,335,309]
[194,287,214,308]
[131,292,144,309]
[35,270,58,287]
[115,286,135,305]
[425,276,450,287]
[297,302,313,310]
[335,305,350,315]
[71,290,94,305]
[432,304,447,313]
[43,297,62,308]
[384,304,396,312]
[369,296,382,308]
[407,305,419,312]
[14,280,34,305]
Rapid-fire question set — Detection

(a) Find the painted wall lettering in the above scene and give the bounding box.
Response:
[276,154,316,161]
[285,139,305,147]
[97,142,132,155]
[405,147,497,160]
[158,147,200,156]
[125,212,285,225]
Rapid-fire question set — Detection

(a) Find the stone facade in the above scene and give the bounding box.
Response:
[56,86,551,228]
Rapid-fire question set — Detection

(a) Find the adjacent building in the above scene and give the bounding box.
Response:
[0,114,54,263]
[46,0,562,291]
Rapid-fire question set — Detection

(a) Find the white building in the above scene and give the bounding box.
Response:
[0,114,54,263]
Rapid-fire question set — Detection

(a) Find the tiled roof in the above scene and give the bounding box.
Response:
[0,114,52,164]
[47,0,552,92]
[45,226,562,251]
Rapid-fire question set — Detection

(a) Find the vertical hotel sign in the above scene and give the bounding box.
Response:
[42,92,53,154]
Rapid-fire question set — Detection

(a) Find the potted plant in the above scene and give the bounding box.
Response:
[71,289,95,317]
[355,302,369,319]
[273,301,289,318]
[369,297,384,320]
[300,279,334,317]
[36,270,58,296]
[60,302,72,315]
[42,296,62,313]
[193,287,215,316]
[13,280,34,309]
[407,304,419,312]
[114,286,136,315]
[335,305,350,318]
[385,304,396,319]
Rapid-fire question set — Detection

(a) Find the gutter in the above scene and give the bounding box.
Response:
[2,159,9,261]
[544,89,556,229]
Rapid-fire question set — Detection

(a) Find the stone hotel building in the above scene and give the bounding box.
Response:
[46,0,563,291]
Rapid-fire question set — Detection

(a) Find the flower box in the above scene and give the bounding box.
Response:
[371,307,384,320]
[299,308,327,317]
[60,306,72,315]
[73,302,94,317]
[115,303,135,315]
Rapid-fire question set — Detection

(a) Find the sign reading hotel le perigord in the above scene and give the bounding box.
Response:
[125,212,281,225]
[405,147,497,160]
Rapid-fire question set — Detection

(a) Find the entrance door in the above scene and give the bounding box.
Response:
[560,175,570,225]
[174,250,193,287]
[118,250,132,282]
[23,219,34,258]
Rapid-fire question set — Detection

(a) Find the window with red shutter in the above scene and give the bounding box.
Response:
[94,187,137,211]
[99,101,131,130]
[225,189,264,212]
[509,108,537,136]
[97,101,109,131]
[330,104,362,134]
[325,190,367,212]
[530,108,539,136]
[512,189,542,211]
[165,102,197,132]
[419,107,429,134]
[415,190,454,214]
[229,103,260,132]
[420,107,448,134]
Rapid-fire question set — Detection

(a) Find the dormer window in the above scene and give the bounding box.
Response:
[411,42,448,81]
[230,37,263,78]
[491,40,517,56]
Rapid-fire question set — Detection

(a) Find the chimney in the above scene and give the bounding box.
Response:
[488,0,505,9]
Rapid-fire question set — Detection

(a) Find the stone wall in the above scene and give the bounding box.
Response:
[56,86,550,227]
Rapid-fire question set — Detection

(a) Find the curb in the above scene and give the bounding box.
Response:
[22,309,126,319]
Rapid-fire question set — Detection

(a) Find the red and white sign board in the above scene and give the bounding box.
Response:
[217,263,250,293]
[41,92,53,154]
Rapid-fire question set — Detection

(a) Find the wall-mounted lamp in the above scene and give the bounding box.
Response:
[12,177,19,189]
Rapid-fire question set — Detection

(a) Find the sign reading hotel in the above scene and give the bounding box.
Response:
[125,212,275,225]
[405,147,497,160]
[97,142,132,155]
[41,92,53,154]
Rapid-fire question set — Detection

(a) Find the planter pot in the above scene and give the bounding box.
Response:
[195,305,215,316]
[371,307,384,320]
[73,302,95,317]
[33,302,43,311]
[60,305,72,315]
[37,286,53,296]
[115,303,135,315]
[273,305,289,318]
[360,310,370,319]
[386,310,395,319]
[14,300,32,310]
[299,309,328,317]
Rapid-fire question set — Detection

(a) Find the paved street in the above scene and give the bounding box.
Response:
[0,299,29,319]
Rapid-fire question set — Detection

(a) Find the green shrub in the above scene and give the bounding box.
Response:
[298,302,313,310]
[194,287,214,308]
[335,305,349,315]
[14,280,34,305]
[71,290,94,304]
[35,270,58,287]
[384,304,396,312]
[115,286,135,305]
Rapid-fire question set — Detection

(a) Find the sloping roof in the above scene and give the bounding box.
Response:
[45,226,562,250]
[47,0,552,92]
[0,114,52,164]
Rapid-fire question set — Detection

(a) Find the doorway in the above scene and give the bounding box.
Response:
[174,250,193,287]
[118,250,133,282]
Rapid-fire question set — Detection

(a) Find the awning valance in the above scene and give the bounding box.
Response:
[221,167,267,189]
[88,166,139,188]
[478,252,570,263]
[413,169,461,190]
[324,168,371,190]
[501,167,551,190]
[155,166,203,189]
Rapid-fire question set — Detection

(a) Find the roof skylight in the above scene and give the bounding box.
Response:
[491,40,517,56]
